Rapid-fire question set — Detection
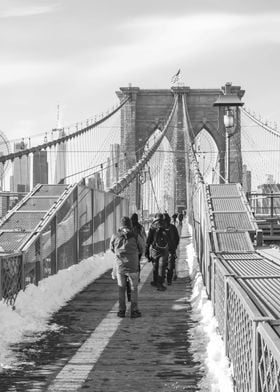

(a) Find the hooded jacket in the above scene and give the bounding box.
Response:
[110,226,143,273]
[145,218,170,259]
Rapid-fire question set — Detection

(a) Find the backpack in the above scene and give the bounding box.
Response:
[153,228,168,250]
[114,231,136,257]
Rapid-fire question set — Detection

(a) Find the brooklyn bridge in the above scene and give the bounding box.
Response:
[0,82,279,391]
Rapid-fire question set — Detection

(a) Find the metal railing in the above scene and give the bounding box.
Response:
[183,94,280,391]
[0,183,129,307]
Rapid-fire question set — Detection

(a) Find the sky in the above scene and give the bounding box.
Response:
[0,226,234,391]
[0,0,280,146]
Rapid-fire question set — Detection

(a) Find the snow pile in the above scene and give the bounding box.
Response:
[0,252,113,369]
[187,224,234,391]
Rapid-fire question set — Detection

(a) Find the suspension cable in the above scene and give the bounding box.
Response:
[108,95,179,194]
[241,107,280,138]
[147,164,160,211]
[0,97,130,165]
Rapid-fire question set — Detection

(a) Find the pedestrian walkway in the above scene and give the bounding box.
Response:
[0,221,205,391]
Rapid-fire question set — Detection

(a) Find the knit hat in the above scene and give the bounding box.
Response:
[121,216,131,228]
[131,213,138,223]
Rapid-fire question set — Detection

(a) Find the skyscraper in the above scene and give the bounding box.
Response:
[10,141,30,193]
[54,129,67,184]
[33,150,48,187]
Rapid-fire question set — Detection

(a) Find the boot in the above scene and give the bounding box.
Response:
[130,302,142,318]
[157,277,166,291]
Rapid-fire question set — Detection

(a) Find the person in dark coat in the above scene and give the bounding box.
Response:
[145,213,170,291]
[110,216,143,318]
[178,212,184,225]
[172,213,178,225]
[163,213,180,285]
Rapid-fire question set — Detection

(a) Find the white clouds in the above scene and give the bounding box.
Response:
[0,62,62,85]
[84,12,280,83]
[0,3,58,18]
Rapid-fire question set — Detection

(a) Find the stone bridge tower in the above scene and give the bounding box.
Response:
[117,83,245,212]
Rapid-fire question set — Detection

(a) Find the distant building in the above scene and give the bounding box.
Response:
[87,173,104,190]
[10,141,30,193]
[54,129,66,184]
[110,144,120,185]
[257,183,280,193]
[33,151,48,187]
[105,157,111,189]
[0,195,9,218]
[105,144,120,190]
[242,164,251,194]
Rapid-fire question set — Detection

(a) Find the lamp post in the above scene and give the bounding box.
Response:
[213,82,244,183]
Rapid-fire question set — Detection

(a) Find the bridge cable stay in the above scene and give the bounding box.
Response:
[108,95,179,195]
[61,126,167,186]
[0,97,130,166]
[181,95,204,186]
[242,106,280,137]
[241,108,280,188]
[146,162,161,212]
[61,115,121,184]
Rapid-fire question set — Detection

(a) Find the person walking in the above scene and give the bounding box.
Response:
[163,213,180,285]
[110,216,143,318]
[131,213,147,269]
[122,212,147,301]
[145,213,170,291]
[172,213,178,225]
[178,211,184,225]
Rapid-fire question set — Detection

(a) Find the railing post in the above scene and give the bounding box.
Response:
[21,253,25,291]
[256,229,263,247]
[0,256,2,301]
[224,277,229,356]
[252,321,259,392]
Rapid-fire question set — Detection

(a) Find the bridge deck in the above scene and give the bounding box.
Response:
[0,224,206,392]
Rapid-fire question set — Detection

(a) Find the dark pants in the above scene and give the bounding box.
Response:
[152,250,168,286]
[126,254,141,299]
[167,251,176,283]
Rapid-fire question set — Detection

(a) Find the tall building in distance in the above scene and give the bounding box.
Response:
[242,164,252,194]
[87,173,104,190]
[53,105,66,184]
[33,150,48,187]
[10,140,30,193]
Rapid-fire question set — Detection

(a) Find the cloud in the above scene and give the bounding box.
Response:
[0,62,63,85]
[0,3,58,18]
[83,12,280,83]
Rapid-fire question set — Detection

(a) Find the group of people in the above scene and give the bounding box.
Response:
[110,211,182,319]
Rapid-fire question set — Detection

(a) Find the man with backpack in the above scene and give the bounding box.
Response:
[145,213,170,291]
[110,216,143,318]
[163,213,180,285]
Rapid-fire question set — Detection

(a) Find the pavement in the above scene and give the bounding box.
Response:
[0,222,206,392]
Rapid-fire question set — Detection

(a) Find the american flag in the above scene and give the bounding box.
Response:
[171,69,181,84]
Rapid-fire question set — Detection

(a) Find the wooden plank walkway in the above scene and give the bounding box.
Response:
[0,223,206,391]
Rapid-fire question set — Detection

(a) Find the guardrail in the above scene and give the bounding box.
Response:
[0,184,129,307]
[190,183,280,391]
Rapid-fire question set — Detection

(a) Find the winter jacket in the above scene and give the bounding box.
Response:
[110,226,143,273]
[165,223,179,252]
[145,218,170,260]
[131,222,147,255]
